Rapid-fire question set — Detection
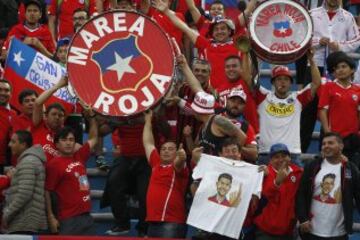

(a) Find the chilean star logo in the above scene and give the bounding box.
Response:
[92,35,153,93]
[273,21,293,38]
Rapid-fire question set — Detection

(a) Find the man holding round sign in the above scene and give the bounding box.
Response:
[66,10,178,236]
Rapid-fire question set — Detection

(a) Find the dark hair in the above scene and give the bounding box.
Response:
[220,137,241,153]
[25,0,42,11]
[160,140,177,148]
[322,173,336,182]
[225,55,242,63]
[15,130,33,148]
[73,8,89,18]
[218,173,232,183]
[18,89,38,104]
[54,127,76,144]
[334,53,356,70]
[0,79,12,91]
[210,0,224,8]
[323,132,343,144]
[45,103,65,115]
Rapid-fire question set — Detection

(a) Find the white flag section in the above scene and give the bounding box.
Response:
[188,154,263,239]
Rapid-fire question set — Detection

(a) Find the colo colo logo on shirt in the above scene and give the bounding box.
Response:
[266,103,295,117]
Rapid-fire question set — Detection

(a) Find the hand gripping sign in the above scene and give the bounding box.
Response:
[67,10,175,117]
[248,0,313,64]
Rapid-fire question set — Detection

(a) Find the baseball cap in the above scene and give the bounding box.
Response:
[269,143,290,158]
[190,91,215,114]
[57,37,70,48]
[208,16,235,37]
[228,88,246,102]
[271,65,293,83]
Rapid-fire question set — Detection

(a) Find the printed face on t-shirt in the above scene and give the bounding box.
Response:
[160,142,177,164]
[216,176,232,197]
[321,174,335,195]
[25,4,41,25]
[321,136,343,159]
[212,23,231,43]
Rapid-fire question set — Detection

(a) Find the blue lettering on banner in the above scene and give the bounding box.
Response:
[28,69,76,104]
[35,55,58,77]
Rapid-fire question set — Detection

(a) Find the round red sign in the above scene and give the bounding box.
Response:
[249,0,313,64]
[67,10,175,117]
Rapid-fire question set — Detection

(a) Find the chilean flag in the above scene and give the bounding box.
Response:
[273,21,293,38]
[3,38,75,113]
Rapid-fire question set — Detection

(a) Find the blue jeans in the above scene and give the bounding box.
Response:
[147,222,187,238]
[257,153,303,167]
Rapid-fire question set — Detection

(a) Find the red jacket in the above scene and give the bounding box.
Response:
[254,164,303,236]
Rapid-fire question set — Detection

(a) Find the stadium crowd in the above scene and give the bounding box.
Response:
[0,0,360,239]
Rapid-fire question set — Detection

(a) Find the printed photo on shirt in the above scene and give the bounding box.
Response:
[208,173,242,208]
[313,173,341,204]
[78,174,90,191]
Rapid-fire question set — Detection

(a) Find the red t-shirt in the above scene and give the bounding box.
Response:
[149,9,184,49]
[116,124,145,156]
[146,149,189,223]
[48,0,97,39]
[12,114,33,132]
[318,81,360,137]
[195,36,242,90]
[0,107,16,165]
[11,114,34,166]
[3,23,55,53]
[217,80,259,133]
[45,143,91,220]
[32,121,59,162]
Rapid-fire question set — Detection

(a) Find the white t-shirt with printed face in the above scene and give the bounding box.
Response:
[310,159,346,237]
[187,154,263,239]
[256,86,311,154]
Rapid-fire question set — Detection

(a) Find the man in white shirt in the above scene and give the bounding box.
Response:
[244,51,321,166]
[296,132,360,240]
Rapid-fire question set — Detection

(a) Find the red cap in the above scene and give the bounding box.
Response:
[271,65,293,82]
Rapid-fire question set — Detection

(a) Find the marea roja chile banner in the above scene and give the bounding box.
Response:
[67,10,175,117]
[4,38,76,113]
